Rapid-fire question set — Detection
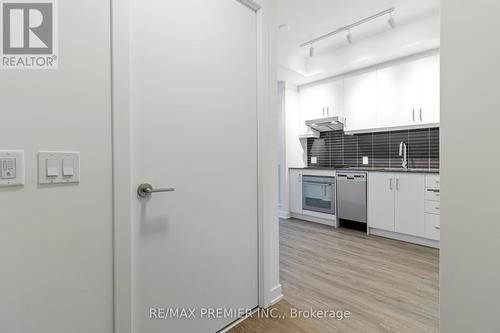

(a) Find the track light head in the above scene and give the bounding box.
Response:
[346,30,352,44]
[388,13,396,29]
[309,45,314,57]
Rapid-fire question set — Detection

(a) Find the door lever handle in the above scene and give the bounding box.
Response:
[137,183,175,198]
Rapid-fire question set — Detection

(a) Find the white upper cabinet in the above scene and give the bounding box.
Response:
[324,79,345,118]
[344,70,377,132]
[416,54,440,125]
[299,84,324,122]
[299,78,344,123]
[298,53,439,135]
[377,54,440,130]
[377,60,420,128]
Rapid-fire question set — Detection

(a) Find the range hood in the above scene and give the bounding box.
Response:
[305,116,346,132]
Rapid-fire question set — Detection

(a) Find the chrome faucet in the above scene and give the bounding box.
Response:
[399,141,408,169]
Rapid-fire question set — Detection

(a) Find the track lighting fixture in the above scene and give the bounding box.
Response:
[300,7,395,49]
[388,13,396,29]
[346,30,352,44]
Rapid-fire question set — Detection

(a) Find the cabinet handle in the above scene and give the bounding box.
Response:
[435,226,441,230]
[412,109,415,122]
[389,178,393,190]
[419,108,423,121]
[396,178,400,190]
[327,107,330,116]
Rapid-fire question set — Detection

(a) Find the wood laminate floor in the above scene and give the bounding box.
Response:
[230,218,439,333]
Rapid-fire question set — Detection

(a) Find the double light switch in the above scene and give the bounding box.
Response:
[39,151,80,184]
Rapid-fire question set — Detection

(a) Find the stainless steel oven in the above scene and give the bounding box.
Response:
[302,175,336,215]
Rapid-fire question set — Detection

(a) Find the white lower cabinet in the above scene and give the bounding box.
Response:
[424,175,440,241]
[368,173,395,231]
[368,172,434,243]
[289,169,303,215]
[425,214,440,241]
[394,174,425,238]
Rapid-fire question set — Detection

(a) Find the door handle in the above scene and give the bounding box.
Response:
[396,178,400,190]
[137,183,175,198]
[389,178,393,190]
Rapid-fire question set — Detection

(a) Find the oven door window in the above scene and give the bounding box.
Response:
[302,176,335,215]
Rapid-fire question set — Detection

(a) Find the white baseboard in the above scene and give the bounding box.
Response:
[369,228,440,249]
[279,210,290,219]
[290,213,337,227]
[267,284,283,307]
[219,284,283,332]
[218,307,259,333]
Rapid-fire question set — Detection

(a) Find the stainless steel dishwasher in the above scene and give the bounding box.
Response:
[336,172,367,223]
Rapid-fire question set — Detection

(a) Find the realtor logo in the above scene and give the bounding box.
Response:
[1,0,58,69]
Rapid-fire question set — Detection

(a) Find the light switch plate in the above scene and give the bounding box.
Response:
[38,151,80,185]
[0,150,25,187]
[362,156,369,165]
[311,157,318,164]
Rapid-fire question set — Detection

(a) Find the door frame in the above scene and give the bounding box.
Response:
[110,1,281,332]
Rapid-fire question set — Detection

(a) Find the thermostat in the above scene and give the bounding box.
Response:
[0,150,25,187]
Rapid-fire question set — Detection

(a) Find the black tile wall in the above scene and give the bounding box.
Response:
[343,135,358,167]
[331,131,344,167]
[372,132,390,168]
[430,128,440,169]
[357,134,373,168]
[409,129,430,169]
[307,128,440,169]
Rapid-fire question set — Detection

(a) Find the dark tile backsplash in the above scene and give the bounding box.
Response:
[307,128,440,169]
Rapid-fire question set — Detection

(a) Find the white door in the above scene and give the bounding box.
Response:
[394,174,425,237]
[324,79,345,118]
[130,1,258,332]
[416,54,440,125]
[299,84,326,120]
[344,70,377,132]
[377,60,419,128]
[367,173,395,231]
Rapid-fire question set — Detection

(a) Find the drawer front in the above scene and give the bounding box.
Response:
[425,213,440,241]
[425,175,440,189]
[425,200,441,215]
[425,189,441,202]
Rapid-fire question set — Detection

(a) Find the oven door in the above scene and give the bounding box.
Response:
[302,175,335,215]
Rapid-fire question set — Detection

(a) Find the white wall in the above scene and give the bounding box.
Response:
[278,82,305,217]
[257,0,283,307]
[285,83,306,168]
[441,1,500,332]
[0,1,113,332]
[278,81,305,217]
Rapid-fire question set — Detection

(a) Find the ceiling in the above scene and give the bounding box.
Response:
[277,0,441,85]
